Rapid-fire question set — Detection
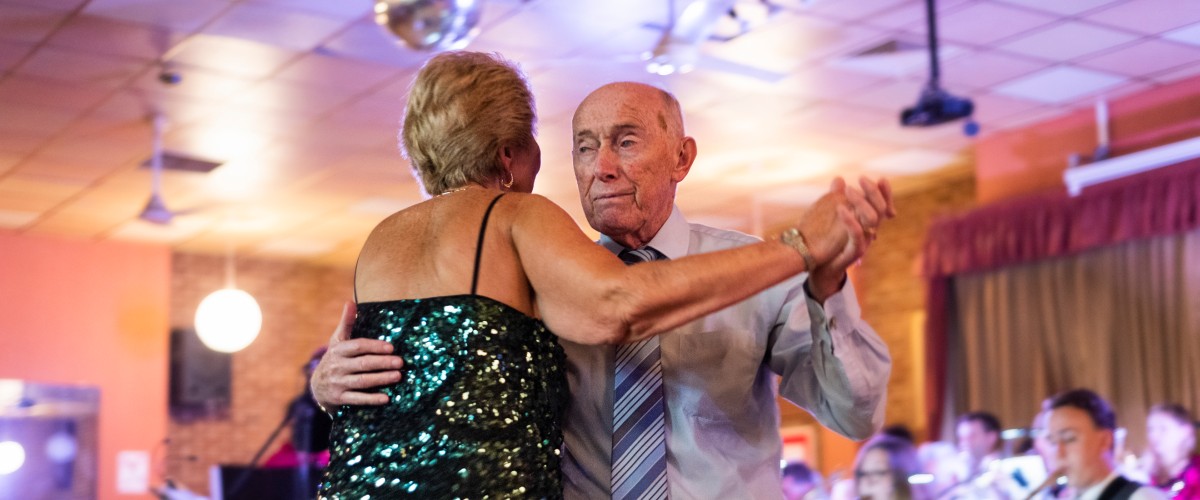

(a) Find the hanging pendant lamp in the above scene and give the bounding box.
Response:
[194,248,261,353]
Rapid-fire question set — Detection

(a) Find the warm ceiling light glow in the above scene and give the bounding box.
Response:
[0,441,25,475]
[194,288,262,353]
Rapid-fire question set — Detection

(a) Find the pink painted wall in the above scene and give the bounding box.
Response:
[0,230,170,500]
[977,74,1200,203]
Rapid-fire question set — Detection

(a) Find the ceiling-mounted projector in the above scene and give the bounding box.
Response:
[901,86,974,127]
[900,0,976,135]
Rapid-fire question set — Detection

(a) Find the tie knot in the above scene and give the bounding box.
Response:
[618,246,666,265]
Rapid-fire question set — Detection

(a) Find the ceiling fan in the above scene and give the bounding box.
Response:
[138,115,220,225]
[139,114,175,225]
[639,0,787,82]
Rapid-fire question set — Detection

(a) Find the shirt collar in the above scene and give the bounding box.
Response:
[1077,471,1122,500]
[598,204,689,259]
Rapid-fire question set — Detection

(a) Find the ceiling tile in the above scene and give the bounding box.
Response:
[778,65,890,102]
[224,79,359,118]
[993,66,1127,104]
[1163,22,1200,47]
[710,13,886,69]
[0,75,114,111]
[858,0,972,31]
[1150,61,1200,83]
[125,64,256,103]
[1077,39,1200,77]
[989,105,1071,132]
[107,216,211,243]
[0,102,80,135]
[15,45,149,88]
[996,21,1139,62]
[803,0,908,22]
[11,153,125,184]
[168,34,300,79]
[829,42,967,79]
[47,14,182,60]
[863,148,961,174]
[836,79,927,112]
[0,0,87,10]
[247,0,371,20]
[0,174,89,210]
[34,126,145,169]
[993,0,1126,16]
[929,2,1058,46]
[0,209,39,229]
[968,91,1047,126]
[25,209,119,238]
[316,19,431,68]
[0,41,32,72]
[0,4,66,44]
[939,49,1047,89]
[0,128,53,155]
[204,2,350,52]
[274,53,405,93]
[83,0,233,33]
[1084,0,1200,35]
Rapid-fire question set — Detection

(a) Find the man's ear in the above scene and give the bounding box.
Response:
[672,136,697,183]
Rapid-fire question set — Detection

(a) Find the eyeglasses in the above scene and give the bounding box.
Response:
[855,469,892,480]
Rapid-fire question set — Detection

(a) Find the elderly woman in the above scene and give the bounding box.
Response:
[1144,403,1200,498]
[853,435,931,500]
[317,51,868,499]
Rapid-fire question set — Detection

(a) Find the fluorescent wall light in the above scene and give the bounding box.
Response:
[1064,136,1200,196]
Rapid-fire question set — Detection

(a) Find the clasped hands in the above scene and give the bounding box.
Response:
[790,176,896,302]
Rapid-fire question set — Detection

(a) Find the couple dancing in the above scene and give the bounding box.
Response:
[316,51,895,499]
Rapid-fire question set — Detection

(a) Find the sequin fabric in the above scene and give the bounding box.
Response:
[319,295,568,499]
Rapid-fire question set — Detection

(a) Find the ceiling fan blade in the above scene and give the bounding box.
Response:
[696,54,788,83]
[671,0,739,46]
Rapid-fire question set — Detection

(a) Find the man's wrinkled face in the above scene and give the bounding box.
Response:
[571,85,685,241]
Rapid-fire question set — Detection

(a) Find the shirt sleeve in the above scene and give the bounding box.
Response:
[766,277,891,440]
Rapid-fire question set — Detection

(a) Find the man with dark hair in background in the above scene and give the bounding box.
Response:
[957,411,1003,480]
[1046,389,1166,500]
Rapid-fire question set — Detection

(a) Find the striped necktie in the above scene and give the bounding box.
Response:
[613,246,669,500]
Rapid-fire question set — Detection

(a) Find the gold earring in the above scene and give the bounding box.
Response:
[502,170,514,189]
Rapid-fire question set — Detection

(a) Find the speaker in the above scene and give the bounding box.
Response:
[169,327,231,411]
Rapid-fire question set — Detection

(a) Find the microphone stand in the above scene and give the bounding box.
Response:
[225,403,296,499]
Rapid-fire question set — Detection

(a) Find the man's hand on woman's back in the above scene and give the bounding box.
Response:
[310,301,405,409]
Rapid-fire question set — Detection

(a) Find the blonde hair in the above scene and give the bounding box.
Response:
[401,51,536,195]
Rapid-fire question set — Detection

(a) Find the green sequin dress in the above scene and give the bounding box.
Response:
[319,194,569,499]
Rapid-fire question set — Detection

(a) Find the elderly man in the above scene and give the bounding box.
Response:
[313,82,893,499]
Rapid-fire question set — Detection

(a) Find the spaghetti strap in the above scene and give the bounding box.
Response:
[471,194,507,295]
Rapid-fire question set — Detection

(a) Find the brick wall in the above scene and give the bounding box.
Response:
[776,170,977,474]
[166,252,353,494]
[856,171,976,441]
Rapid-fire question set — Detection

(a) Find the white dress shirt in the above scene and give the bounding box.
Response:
[559,205,892,499]
[1074,472,1168,500]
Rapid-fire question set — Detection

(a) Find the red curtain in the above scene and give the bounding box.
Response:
[920,157,1200,437]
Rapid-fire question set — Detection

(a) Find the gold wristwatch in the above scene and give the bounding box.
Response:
[779,227,816,271]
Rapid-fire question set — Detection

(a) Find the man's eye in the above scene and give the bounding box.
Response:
[577,146,593,154]
[620,139,636,147]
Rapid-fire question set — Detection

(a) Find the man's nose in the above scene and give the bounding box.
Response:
[595,147,619,181]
